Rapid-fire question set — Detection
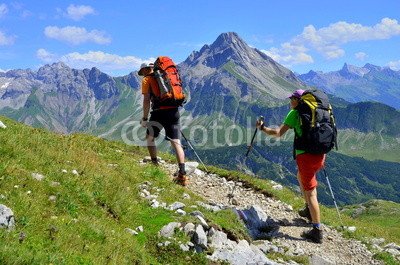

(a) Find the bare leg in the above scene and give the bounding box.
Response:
[170,138,185,164]
[170,138,187,186]
[304,188,320,224]
[146,135,157,158]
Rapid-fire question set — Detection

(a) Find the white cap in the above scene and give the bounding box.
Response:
[138,62,154,76]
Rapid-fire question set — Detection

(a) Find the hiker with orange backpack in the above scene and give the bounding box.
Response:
[139,57,187,186]
[256,89,337,243]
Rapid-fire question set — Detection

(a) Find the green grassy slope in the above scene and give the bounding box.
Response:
[336,129,400,163]
[341,199,400,243]
[0,116,245,264]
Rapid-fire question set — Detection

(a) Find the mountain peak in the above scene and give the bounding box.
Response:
[211,32,244,48]
[340,63,370,77]
[363,63,382,71]
[183,32,270,69]
[298,70,323,80]
[50,62,70,70]
[209,32,251,56]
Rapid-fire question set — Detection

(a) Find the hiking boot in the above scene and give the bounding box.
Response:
[302,227,323,243]
[151,157,159,166]
[173,173,187,186]
[298,206,312,222]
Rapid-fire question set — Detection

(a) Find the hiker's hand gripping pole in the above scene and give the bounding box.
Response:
[245,116,264,157]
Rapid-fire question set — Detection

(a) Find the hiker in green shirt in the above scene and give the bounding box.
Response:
[256,89,325,244]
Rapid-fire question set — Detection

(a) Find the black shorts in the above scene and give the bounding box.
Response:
[146,108,180,139]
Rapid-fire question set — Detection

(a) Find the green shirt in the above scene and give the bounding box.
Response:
[283,109,305,156]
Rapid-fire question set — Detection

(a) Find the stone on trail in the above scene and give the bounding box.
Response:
[185,162,199,175]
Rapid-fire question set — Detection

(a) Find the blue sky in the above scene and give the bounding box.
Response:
[1,0,399,76]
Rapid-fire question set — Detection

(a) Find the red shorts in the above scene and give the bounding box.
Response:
[296,153,326,191]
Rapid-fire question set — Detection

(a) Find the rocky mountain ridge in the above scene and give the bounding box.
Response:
[1,32,399,134]
[298,63,400,109]
[0,32,309,136]
[0,62,142,133]
[180,32,306,116]
[1,62,119,100]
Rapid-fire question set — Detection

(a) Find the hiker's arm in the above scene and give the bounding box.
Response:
[142,93,151,119]
[256,122,290,138]
[141,93,151,127]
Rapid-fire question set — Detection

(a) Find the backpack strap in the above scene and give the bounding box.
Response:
[301,94,318,127]
[329,106,339,150]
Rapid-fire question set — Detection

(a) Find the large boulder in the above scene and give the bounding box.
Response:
[241,205,277,239]
[191,224,208,250]
[208,239,278,265]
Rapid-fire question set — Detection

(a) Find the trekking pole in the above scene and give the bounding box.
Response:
[160,132,210,171]
[159,132,187,149]
[245,116,264,157]
[180,130,209,172]
[322,166,344,228]
[161,131,208,172]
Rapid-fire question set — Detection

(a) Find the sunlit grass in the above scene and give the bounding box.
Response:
[0,117,245,264]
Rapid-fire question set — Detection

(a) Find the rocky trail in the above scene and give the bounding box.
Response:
[157,160,394,265]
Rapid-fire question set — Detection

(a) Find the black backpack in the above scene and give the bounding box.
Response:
[294,89,338,158]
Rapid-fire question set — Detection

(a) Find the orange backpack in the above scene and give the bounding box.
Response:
[152,56,186,108]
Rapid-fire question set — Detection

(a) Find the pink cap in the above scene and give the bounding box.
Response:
[287,89,305,98]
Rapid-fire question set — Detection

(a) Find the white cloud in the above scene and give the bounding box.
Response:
[36,49,154,74]
[323,48,345,59]
[294,18,400,56]
[387,60,400,71]
[65,4,95,21]
[264,18,400,66]
[36,49,60,63]
[0,3,8,18]
[261,42,313,66]
[0,30,16,45]
[44,26,111,45]
[355,52,367,61]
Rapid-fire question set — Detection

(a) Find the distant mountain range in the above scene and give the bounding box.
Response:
[0,62,142,134]
[1,32,398,135]
[298,63,400,110]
